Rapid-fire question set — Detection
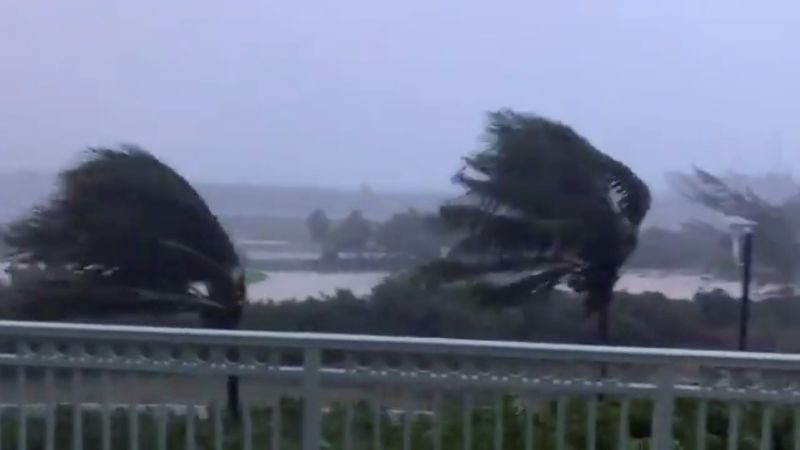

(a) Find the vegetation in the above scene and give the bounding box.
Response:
[430,110,651,342]
[2,117,796,443]
[4,270,778,350]
[0,395,791,450]
[374,209,443,261]
[3,147,245,323]
[328,210,373,256]
[301,208,446,270]
[235,275,800,352]
[676,168,800,283]
[306,209,331,243]
[1,146,245,415]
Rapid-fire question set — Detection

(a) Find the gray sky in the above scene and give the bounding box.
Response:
[1,1,799,191]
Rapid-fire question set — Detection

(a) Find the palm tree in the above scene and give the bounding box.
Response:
[3,146,246,415]
[431,110,651,343]
[675,168,800,283]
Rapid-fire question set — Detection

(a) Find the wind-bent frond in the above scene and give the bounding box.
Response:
[439,203,585,256]
[474,267,575,306]
[676,168,759,217]
[607,160,651,227]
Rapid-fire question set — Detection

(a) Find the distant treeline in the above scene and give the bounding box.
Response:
[225,211,740,277]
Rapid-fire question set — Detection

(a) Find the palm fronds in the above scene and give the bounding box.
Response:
[5,145,245,320]
[4,145,247,416]
[675,168,800,283]
[435,110,651,333]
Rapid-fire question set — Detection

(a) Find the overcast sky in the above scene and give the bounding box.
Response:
[1,1,799,191]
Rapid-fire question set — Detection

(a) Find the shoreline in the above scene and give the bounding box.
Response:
[2,262,789,304]
[245,269,792,303]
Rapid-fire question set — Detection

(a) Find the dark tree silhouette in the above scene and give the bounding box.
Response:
[330,210,372,254]
[374,209,441,260]
[4,145,246,415]
[306,209,331,245]
[430,110,651,343]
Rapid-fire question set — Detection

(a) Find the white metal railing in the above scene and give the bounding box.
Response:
[0,320,799,449]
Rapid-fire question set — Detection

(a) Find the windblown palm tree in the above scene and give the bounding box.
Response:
[431,110,651,342]
[4,145,246,415]
[675,168,800,283]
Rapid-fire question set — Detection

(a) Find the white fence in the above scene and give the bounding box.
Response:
[0,320,798,449]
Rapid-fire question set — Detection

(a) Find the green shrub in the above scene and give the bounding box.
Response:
[0,397,788,450]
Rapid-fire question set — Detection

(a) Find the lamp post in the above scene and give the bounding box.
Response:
[726,216,757,351]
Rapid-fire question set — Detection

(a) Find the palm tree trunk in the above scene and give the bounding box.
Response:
[202,312,241,420]
[227,375,240,420]
[596,305,611,380]
[597,306,610,345]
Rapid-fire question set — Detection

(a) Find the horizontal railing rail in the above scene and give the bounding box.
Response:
[2,319,800,369]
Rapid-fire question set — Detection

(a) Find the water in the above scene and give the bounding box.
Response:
[0,262,778,303]
[245,250,320,261]
[246,270,781,302]
[615,271,751,299]
[247,271,387,301]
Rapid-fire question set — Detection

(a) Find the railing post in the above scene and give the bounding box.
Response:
[302,348,322,450]
[652,366,675,450]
